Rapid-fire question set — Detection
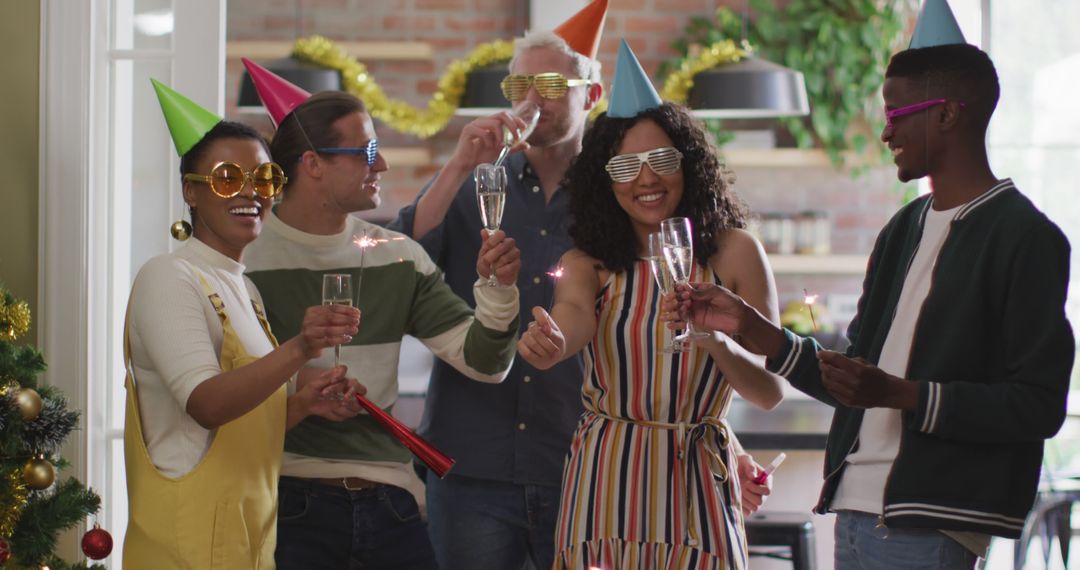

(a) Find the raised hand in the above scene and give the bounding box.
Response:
[517,306,566,370]
[675,283,747,336]
[476,229,521,286]
[297,304,361,359]
[448,112,530,172]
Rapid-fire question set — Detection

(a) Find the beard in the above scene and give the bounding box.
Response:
[527,113,579,148]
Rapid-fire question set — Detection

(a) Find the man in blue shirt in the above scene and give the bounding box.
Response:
[388,3,607,568]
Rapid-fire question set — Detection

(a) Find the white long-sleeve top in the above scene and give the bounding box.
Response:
[126,238,275,478]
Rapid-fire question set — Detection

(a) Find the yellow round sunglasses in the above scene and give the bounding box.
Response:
[183,161,287,199]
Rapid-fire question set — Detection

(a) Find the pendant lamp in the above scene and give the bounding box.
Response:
[687,1,809,119]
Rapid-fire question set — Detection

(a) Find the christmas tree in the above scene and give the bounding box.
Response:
[0,286,110,569]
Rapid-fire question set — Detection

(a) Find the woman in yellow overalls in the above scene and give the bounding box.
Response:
[121,81,363,569]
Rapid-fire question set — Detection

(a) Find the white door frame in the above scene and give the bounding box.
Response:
[39,0,225,561]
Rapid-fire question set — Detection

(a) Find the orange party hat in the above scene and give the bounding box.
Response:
[553,0,609,60]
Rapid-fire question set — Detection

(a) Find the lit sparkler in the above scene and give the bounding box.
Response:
[545,265,565,313]
[803,289,819,332]
[351,230,406,297]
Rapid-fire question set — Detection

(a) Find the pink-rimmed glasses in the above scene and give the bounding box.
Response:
[885,99,966,128]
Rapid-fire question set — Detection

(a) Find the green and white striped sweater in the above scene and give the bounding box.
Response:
[245,211,519,491]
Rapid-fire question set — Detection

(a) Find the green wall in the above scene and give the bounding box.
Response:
[0,0,39,340]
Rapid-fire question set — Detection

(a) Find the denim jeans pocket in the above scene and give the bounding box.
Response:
[277,486,311,522]
[382,488,422,523]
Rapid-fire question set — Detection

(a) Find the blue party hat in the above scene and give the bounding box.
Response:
[909,0,966,49]
[607,39,662,119]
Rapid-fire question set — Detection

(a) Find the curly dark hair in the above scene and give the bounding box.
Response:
[565,102,748,272]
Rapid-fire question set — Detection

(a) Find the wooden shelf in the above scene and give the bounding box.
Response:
[768,254,868,275]
[227,40,434,61]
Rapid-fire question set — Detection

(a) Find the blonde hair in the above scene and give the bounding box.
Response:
[510,31,602,85]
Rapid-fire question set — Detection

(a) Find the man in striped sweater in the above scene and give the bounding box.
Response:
[244,90,522,569]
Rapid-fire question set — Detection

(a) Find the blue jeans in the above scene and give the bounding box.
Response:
[275,476,437,570]
[426,471,560,570]
[835,510,978,570]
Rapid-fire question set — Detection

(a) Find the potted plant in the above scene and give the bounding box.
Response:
[660,0,916,172]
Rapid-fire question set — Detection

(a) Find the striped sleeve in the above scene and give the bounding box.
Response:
[407,247,520,382]
[915,381,945,434]
[766,328,839,405]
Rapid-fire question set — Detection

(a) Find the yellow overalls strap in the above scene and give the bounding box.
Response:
[123,270,286,569]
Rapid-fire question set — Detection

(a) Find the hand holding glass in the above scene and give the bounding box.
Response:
[493,101,540,168]
[660,217,711,341]
[321,274,354,368]
[647,232,686,353]
[474,163,508,286]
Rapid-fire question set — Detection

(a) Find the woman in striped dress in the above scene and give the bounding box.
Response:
[518,97,784,569]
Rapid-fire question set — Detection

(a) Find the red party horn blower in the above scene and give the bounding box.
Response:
[353,393,455,478]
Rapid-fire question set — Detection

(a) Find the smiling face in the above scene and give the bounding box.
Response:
[881,76,944,183]
[609,118,685,244]
[183,136,272,261]
[318,111,387,213]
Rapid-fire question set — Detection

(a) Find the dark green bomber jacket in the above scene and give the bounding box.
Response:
[767,179,1074,538]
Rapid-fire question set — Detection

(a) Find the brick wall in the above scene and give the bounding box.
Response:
[225,0,906,323]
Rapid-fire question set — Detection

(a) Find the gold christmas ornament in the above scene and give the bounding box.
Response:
[659,40,745,105]
[0,297,31,340]
[14,388,42,421]
[170,219,192,241]
[22,455,55,490]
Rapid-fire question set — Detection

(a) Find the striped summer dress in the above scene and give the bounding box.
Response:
[554,259,748,570]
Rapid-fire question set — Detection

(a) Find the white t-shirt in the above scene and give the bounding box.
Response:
[831,203,959,514]
[127,238,275,478]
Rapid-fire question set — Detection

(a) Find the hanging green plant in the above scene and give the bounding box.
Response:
[660,0,916,173]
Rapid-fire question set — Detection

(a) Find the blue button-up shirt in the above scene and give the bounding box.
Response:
[388,152,585,486]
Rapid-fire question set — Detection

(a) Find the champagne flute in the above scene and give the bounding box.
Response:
[647,232,686,353]
[474,163,508,287]
[660,217,711,341]
[493,101,541,168]
[321,273,354,368]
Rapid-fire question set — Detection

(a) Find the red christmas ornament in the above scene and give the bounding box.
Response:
[0,536,10,563]
[81,524,113,560]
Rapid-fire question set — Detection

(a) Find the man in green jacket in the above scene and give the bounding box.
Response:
[672,4,1073,569]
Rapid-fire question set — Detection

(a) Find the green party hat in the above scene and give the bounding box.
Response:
[150,78,223,156]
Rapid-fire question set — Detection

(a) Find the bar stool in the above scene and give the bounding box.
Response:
[745,511,816,570]
[1014,476,1080,569]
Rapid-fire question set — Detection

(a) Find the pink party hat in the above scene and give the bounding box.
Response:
[242,57,312,128]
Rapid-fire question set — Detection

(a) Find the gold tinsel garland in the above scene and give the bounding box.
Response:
[293,36,611,135]
[0,296,30,341]
[0,469,28,537]
[659,40,745,105]
[293,36,515,138]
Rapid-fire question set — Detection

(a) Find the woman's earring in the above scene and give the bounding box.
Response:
[170,205,193,241]
[170,219,192,241]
